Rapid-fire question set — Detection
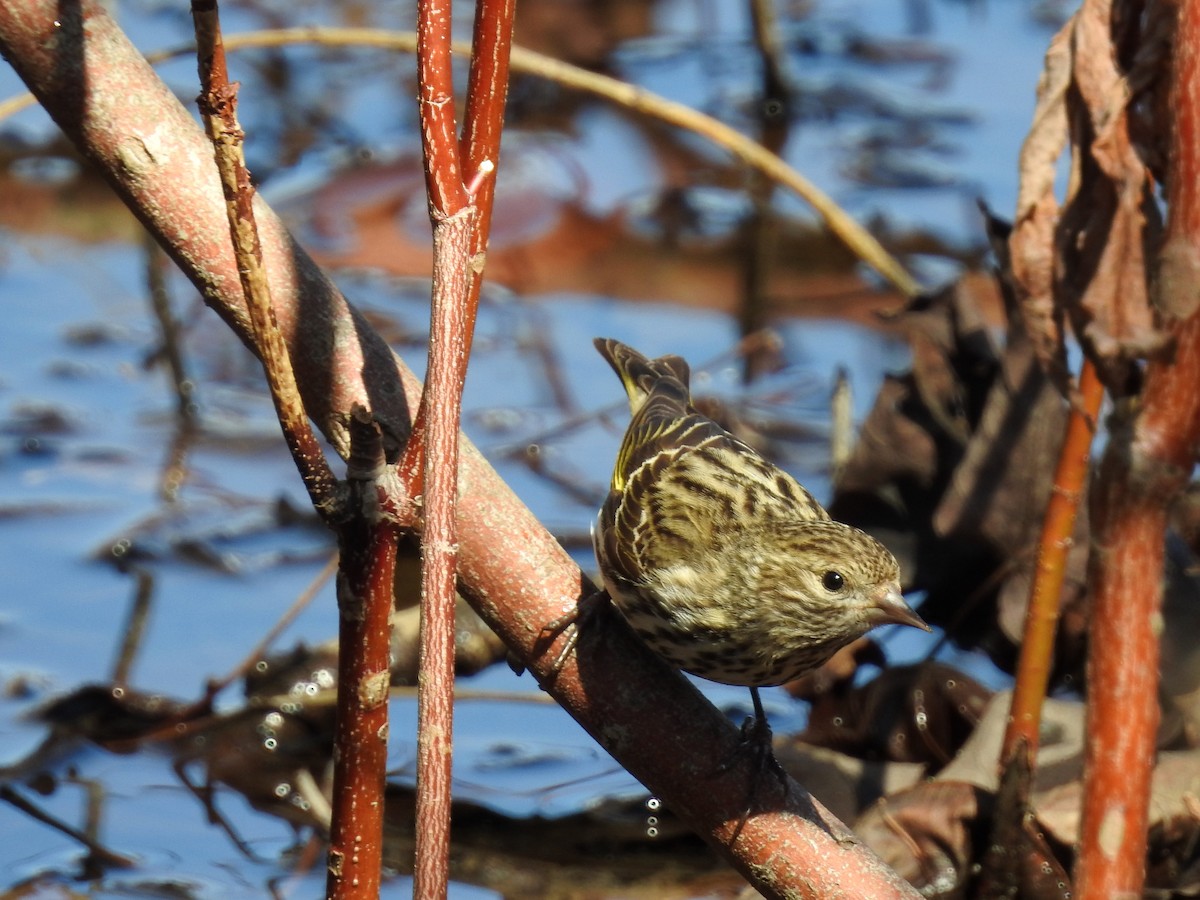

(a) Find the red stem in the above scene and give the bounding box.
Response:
[411,1,465,893]
[410,0,515,892]
[457,0,514,359]
[1076,0,1200,893]
[1004,358,1103,759]
[411,211,475,897]
[416,0,469,218]
[327,412,398,900]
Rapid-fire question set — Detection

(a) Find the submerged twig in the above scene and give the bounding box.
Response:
[0,784,135,871]
[110,568,155,686]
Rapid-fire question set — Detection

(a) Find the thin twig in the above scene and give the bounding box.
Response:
[190,1,339,518]
[110,568,155,686]
[1004,358,1102,758]
[0,784,135,871]
[977,357,1102,897]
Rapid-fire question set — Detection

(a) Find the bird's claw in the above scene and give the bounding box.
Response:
[717,690,791,841]
[720,714,789,795]
[534,588,607,679]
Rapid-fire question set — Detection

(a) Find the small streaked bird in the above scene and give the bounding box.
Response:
[564,338,930,792]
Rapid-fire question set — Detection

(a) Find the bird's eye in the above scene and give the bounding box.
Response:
[822,570,844,592]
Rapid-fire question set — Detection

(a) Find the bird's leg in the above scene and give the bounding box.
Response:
[718,687,791,839]
[536,587,608,677]
[743,687,790,792]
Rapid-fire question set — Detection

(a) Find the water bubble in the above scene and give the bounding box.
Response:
[645,796,663,837]
[274,783,291,798]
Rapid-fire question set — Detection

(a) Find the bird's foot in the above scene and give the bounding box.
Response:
[717,690,790,841]
[525,587,607,679]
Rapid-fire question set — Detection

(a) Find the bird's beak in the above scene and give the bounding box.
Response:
[867,584,931,632]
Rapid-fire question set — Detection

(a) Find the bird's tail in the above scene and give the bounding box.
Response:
[594,338,691,414]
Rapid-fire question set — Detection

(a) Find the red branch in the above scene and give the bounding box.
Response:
[189,3,392,893]
[980,358,1102,896]
[416,0,469,218]
[1076,0,1200,894]
[327,410,399,899]
[410,1,468,894]
[409,0,513,893]
[458,0,514,360]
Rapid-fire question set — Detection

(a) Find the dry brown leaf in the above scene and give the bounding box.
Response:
[931,298,1067,564]
[1010,21,1073,382]
[1010,0,1169,393]
[1053,0,1163,391]
[854,780,983,895]
[799,663,992,770]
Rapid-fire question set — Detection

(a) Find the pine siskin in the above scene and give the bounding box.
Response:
[576,338,930,779]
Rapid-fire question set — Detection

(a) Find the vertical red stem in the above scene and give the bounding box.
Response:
[416,1,469,217]
[411,0,516,892]
[327,521,396,898]
[412,212,474,897]
[457,0,515,361]
[411,4,467,893]
[1076,1,1200,893]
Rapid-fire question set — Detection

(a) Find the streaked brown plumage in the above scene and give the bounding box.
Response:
[586,338,929,778]
[593,338,927,682]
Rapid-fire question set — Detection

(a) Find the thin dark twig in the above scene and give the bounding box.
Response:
[110,567,154,686]
[0,784,135,870]
[203,553,338,700]
[190,0,339,518]
[143,233,195,424]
